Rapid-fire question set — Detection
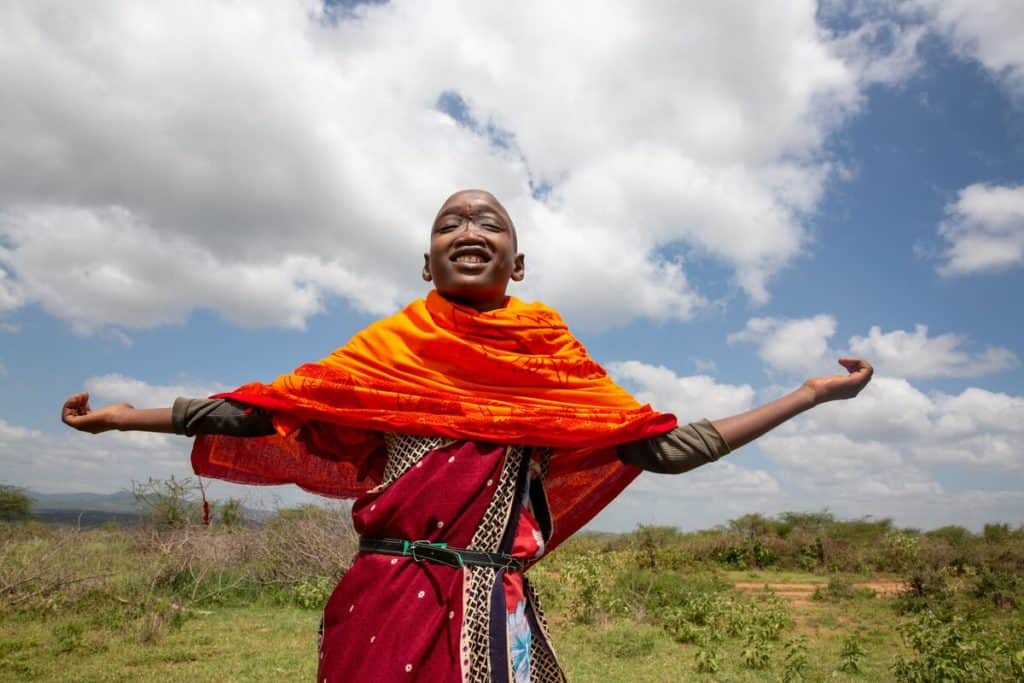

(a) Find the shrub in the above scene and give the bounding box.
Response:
[255,504,357,589]
[590,625,657,659]
[131,476,205,529]
[837,633,866,674]
[926,525,975,547]
[291,576,334,609]
[982,523,1020,543]
[781,636,809,683]
[891,611,996,682]
[693,646,721,673]
[561,552,605,624]
[972,567,1023,609]
[217,497,247,529]
[740,631,772,670]
[0,484,32,521]
[896,563,954,614]
[649,579,788,645]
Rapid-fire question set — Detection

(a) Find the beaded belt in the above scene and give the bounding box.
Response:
[359,537,524,572]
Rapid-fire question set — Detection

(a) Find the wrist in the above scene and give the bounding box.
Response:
[109,406,131,431]
[796,382,819,410]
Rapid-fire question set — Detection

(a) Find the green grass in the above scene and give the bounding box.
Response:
[3,583,1021,681]
[3,517,1022,681]
[0,608,318,682]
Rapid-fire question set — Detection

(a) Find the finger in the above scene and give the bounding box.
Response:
[61,392,90,421]
[838,358,873,377]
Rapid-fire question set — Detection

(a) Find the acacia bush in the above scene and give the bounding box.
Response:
[0,501,358,621]
[585,514,1024,576]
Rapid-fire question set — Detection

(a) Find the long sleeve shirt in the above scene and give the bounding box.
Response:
[171,397,731,475]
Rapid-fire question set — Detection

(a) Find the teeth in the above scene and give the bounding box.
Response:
[455,254,486,264]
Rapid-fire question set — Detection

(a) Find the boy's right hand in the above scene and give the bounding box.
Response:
[61,392,133,433]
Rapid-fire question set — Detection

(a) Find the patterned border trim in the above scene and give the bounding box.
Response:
[525,580,566,683]
[460,446,525,683]
[379,433,448,487]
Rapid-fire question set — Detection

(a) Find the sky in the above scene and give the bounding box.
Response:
[1,0,1022,532]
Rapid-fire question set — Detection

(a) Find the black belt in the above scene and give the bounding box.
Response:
[359,538,524,572]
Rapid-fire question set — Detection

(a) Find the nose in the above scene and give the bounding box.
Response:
[451,220,488,244]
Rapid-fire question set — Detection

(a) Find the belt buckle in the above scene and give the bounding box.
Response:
[408,539,465,569]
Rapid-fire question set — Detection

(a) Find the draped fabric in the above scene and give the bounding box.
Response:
[191,290,676,549]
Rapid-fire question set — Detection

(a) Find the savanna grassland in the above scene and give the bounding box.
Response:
[2,492,1023,682]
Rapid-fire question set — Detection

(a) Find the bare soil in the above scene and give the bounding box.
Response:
[732,580,906,607]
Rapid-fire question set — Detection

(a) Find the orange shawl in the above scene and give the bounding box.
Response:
[191,290,676,548]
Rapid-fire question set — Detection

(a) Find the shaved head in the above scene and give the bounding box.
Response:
[423,189,524,311]
[434,189,517,249]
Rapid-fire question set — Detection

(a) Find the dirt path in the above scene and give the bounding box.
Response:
[733,580,906,607]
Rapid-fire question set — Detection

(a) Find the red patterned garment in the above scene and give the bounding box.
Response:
[191,291,676,552]
[188,292,678,680]
[318,437,560,682]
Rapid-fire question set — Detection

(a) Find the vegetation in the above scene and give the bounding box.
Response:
[1,502,1022,681]
[0,485,32,522]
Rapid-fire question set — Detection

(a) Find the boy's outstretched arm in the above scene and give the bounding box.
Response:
[710,357,873,451]
[62,393,274,437]
[61,392,174,434]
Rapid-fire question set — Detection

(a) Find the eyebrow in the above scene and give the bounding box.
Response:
[436,208,507,224]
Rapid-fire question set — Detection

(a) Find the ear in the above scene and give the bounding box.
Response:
[511,253,525,282]
[422,253,432,282]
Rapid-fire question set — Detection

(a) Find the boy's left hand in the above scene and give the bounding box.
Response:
[803,358,873,405]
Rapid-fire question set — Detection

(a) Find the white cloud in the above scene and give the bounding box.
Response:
[607,360,755,422]
[769,379,1024,472]
[727,314,838,375]
[630,460,781,499]
[691,357,718,374]
[795,376,935,442]
[847,324,1019,378]
[0,265,24,312]
[0,1,913,332]
[729,314,1020,381]
[587,359,1017,523]
[83,374,231,408]
[830,16,926,86]
[935,183,1024,276]
[0,415,191,493]
[916,0,1024,100]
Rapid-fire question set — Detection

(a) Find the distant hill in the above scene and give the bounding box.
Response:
[22,489,270,527]
[29,489,140,514]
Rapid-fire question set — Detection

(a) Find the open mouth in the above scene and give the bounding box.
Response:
[450,248,491,265]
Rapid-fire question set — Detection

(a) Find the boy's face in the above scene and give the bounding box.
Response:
[423,190,524,312]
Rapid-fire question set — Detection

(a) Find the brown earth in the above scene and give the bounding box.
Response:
[733,580,906,607]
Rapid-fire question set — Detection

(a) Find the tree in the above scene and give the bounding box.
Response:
[131,476,203,528]
[0,484,33,521]
[217,497,247,529]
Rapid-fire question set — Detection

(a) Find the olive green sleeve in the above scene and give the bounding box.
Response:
[617,419,731,474]
[171,397,275,437]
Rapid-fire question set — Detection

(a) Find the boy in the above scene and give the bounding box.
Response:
[63,189,872,682]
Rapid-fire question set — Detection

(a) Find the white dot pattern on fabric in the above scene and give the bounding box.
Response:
[417,590,425,599]
[436,520,444,529]
[486,479,493,486]
[348,604,354,612]
[415,461,423,468]
[370,635,376,643]
[447,455,455,463]
[448,610,455,619]
[405,664,413,672]
[370,504,376,511]
[390,558,398,565]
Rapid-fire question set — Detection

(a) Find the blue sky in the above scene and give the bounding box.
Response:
[1,1,1022,531]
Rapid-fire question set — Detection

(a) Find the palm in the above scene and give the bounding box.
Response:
[805,358,873,404]
[61,393,131,434]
